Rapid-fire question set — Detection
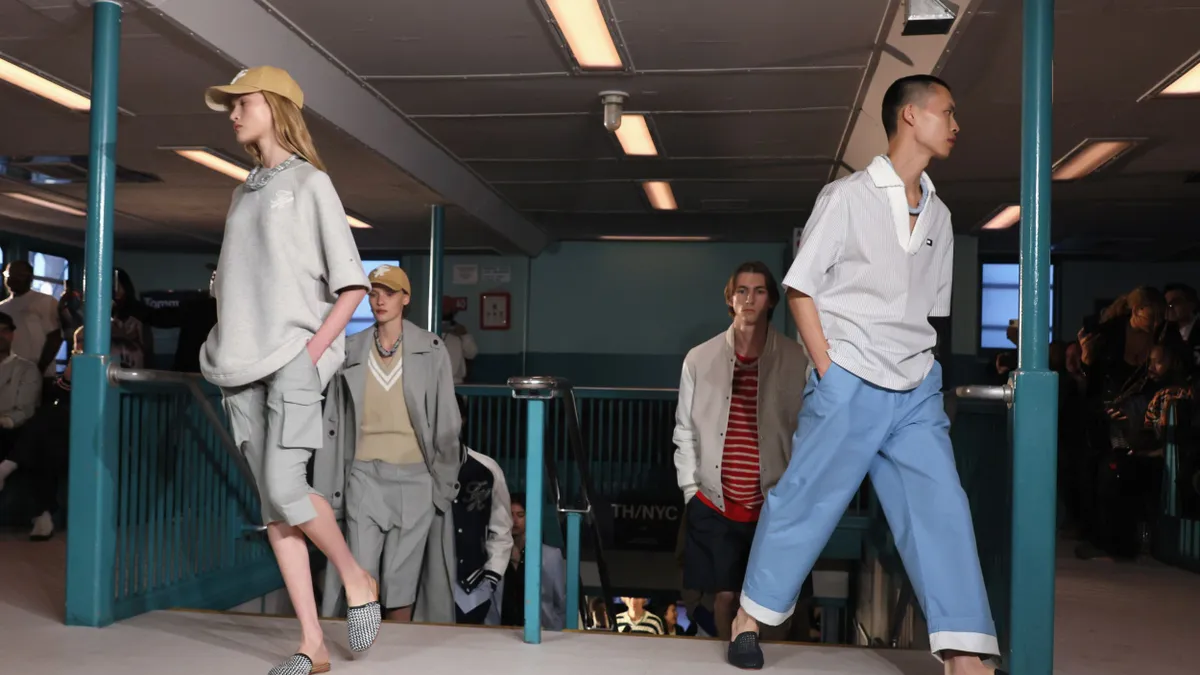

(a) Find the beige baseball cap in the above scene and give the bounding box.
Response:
[368,265,411,295]
[205,65,305,112]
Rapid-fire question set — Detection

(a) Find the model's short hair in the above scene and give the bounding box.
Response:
[725,261,780,321]
[881,74,952,139]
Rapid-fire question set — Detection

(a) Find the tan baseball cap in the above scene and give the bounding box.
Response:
[368,265,411,295]
[205,66,304,112]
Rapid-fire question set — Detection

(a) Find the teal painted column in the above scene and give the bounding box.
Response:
[1011,0,1058,673]
[523,399,546,644]
[565,511,582,630]
[65,0,122,627]
[427,204,445,332]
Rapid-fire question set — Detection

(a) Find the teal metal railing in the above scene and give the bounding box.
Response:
[106,369,281,621]
[506,376,617,640]
[458,384,678,500]
[458,384,869,515]
[483,376,879,644]
[1155,402,1200,573]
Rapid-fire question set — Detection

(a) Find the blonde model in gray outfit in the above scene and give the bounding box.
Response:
[315,265,463,622]
[200,66,381,675]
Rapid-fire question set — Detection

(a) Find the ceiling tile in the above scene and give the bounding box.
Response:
[377,69,861,116]
[269,0,567,76]
[653,110,849,158]
[474,157,835,183]
[495,181,648,212]
[611,0,889,70]
[416,115,618,160]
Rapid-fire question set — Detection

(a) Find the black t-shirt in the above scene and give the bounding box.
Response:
[172,297,217,373]
[500,553,525,627]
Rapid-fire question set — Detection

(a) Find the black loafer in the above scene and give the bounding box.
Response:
[727,631,764,670]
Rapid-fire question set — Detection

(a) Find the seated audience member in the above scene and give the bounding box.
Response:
[615,597,665,635]
[662,602,686,636]
[0,326,78,541]
[0,311,42,455]
[494,494,567,630]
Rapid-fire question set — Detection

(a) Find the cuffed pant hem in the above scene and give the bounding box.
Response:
[739,592,794,627]
[929,631,1000,661]
[384,591,418,610]
[265,489,320,527]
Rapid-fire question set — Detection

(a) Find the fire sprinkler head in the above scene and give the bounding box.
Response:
[599,90,629,132]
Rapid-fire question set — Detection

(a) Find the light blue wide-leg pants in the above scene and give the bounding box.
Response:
[740,361,998,657]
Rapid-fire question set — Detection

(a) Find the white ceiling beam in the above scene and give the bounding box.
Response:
[135,0,549,255]
[835,0,983,179]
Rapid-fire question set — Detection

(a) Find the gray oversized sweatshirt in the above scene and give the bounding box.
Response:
[201,159,369,389]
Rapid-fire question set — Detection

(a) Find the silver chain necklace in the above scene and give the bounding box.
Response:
[374,326,402,358]
[245,154,301,191]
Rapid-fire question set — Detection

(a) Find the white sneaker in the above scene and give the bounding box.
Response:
[29,512,54,541]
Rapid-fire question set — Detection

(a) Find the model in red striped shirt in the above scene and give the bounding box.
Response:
[721,354,763,515]
[694,272,773,529]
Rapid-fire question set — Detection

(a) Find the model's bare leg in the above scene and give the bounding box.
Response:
[730,606,760,639]
[267,522,329,666]
[297,494,377,607]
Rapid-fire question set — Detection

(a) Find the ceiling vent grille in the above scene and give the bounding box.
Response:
[0,156,160,185]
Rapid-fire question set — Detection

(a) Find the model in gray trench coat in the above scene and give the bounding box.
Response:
[314,320,463,618]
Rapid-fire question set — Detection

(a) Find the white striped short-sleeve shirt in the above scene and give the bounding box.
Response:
[783,155,954,391]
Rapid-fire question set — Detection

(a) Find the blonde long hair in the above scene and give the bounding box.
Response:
[245,91,327,172]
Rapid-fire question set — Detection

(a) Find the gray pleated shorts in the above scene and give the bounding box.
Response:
[347,459,435,609]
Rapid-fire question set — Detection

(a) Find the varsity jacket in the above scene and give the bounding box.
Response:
[672,324,808,512]
[453,449,513,591]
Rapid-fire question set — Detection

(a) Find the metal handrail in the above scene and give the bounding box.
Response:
[108,366,266,533]
[955,383,1013,404]
[506,375,617,629]
[108,366,207,387]
[558,385,616,629]
[509,375,569,397]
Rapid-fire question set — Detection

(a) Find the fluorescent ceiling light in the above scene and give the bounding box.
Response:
[0,54,90,111]
[2,192,87,217]
[981,205,1020,231]
[1158,58,1200,96]
[172,148,250,181]
[544,0,623,69]
[642,181,677,211]
[1052,139,1138,181]
[600,235,711,242]
[170,147,373,229]
[614,114,658,156]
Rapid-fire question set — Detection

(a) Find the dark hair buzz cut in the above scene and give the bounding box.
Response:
[881,74,951,139]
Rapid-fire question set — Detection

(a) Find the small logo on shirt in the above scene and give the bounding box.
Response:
[270,190,294,209]
[926,238,933,247]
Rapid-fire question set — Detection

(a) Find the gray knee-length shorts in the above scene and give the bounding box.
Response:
[346,460,435,609]
[221,350,325,527]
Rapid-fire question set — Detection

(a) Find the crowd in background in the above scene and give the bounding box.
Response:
[995,283,1199,560]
